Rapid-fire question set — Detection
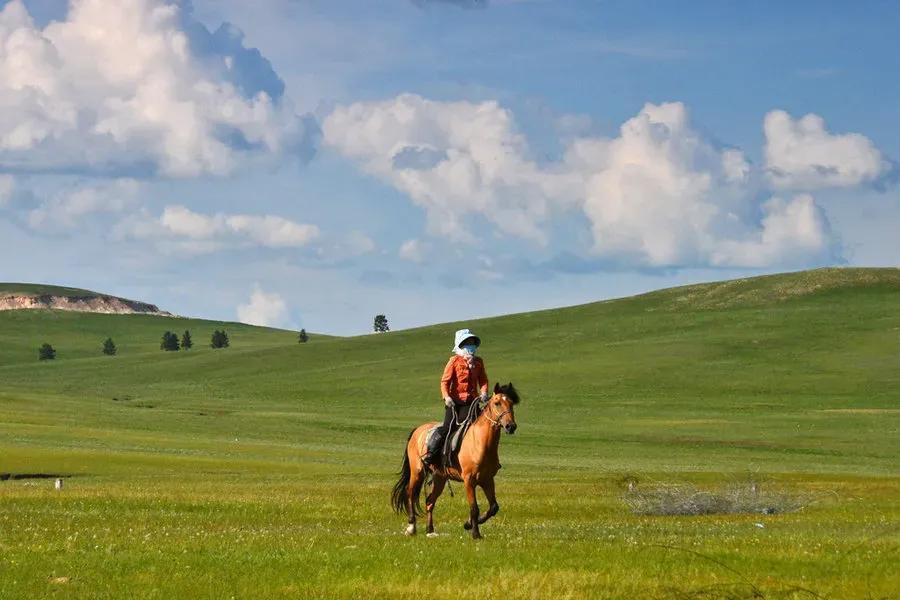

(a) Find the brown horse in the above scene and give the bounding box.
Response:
[391,382,520,540]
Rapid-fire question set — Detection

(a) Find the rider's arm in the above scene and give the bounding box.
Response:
[478,360,489,397]
[440,357,455,399]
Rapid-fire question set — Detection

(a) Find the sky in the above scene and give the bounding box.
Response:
[0,0,898,334]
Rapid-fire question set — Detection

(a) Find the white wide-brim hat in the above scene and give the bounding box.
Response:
[452,328,481,351]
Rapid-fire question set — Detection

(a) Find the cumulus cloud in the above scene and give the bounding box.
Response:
[27,178,140,231]
[569,101,762,266]
[323,93,577,243]
[325,95,838,268]
[237,286,289,327]
[119,204,319,250]
[711,194,835,267]
[0,0,316,177]
[764,110,889,189]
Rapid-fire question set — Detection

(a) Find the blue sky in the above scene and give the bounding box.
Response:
[0,0,897,334]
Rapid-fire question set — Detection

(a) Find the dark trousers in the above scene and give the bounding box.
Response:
[441,403,470,432]
[426,403,471,463]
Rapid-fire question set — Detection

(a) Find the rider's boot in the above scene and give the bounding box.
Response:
[422,428,445,467]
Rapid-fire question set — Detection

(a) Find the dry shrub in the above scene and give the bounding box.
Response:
[624,481,808,516]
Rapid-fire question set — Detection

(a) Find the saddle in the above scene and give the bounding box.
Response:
[425,401,482,469]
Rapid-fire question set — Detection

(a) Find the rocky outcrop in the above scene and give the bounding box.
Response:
[0,294,171,316]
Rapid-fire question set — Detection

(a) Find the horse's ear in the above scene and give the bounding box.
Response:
[506,382,520,404]
[494,382,501,394]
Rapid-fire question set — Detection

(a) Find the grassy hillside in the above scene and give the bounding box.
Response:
[0,267,897,599]
[0,282,106,297]
[0,310,302,365]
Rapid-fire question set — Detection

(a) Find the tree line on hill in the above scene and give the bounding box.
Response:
[34,319,362,361]
[37,329,243,361]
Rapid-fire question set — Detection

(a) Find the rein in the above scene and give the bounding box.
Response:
[481,397,512,428]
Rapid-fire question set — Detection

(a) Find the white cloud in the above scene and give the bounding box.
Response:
[323,93,577,243]
[237,286,289,327]
[569,101,763,266]
[225,214,321,248]
[120,204,319,249]
[326,96,836,268]
[711,194,834,267]
[27,178,140,231]
[0,0,315,177]
[399,238,427,262]
[764,110,889,189]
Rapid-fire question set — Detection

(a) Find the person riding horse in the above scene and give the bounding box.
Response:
[423,328,489,466]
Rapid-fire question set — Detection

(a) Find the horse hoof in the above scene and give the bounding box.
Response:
[463,522,472,530]
[426,532,439,538]
[404,524,416,536]
[472,531,482,540]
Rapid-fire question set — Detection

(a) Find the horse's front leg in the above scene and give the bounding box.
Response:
[425,476,446,536]
[462,476,481,539]
[476,477,499,525]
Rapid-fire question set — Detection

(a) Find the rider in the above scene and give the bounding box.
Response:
[423,328,489,466]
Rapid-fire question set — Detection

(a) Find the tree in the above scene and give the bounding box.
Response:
[102,337,117,356]
[160,331,180,351]
[373,314,389,333]
[38,343,56,361]
[181,330,193,350]
[298,329,309,343]
[210,329,230,349]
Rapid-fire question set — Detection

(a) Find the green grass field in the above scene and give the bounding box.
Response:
[1,268,898,599]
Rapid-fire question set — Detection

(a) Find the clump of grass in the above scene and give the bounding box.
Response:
[624,481,808,516]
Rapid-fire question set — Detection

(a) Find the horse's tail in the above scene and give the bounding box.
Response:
[391,427,423,515]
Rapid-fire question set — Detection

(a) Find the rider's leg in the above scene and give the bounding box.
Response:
[423,406,454,466]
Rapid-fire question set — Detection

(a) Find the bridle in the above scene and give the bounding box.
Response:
[482,395,513,428]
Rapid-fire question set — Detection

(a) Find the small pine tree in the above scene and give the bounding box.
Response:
[102,337,117,356]
[210,329,230,349]
[160,331,180,351]
[373,314,389,333]
[181,330,193,350]
[298,329,308,343]
[38,343,56,361]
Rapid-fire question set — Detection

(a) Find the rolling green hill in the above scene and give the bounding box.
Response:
[0,267,897,599]
[0,282,103,297]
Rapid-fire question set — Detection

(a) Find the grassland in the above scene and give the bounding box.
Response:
[0,267,898,599]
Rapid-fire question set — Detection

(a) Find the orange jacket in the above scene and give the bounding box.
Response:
[440,355,488,403]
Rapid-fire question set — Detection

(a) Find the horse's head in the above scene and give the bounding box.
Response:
[487,382,520,434]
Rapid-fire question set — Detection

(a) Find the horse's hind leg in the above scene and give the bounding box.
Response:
[425,475,446,535]
[405,455,424,536]
[476,478,499,526]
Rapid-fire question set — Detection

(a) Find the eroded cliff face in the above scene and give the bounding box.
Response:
[0,294,171,316]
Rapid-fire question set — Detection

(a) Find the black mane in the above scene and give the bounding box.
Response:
[494,382,520,404]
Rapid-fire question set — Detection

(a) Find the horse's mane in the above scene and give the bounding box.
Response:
[494,382,520,405]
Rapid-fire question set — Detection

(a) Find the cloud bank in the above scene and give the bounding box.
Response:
[0,0,317,177]
[324,96,869,268]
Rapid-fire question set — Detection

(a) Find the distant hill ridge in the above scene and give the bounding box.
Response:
[0,267,897,321]
[0,283,170,316]
[634,267,900,311]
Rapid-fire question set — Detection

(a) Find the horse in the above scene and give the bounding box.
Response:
[391,382,520,540]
